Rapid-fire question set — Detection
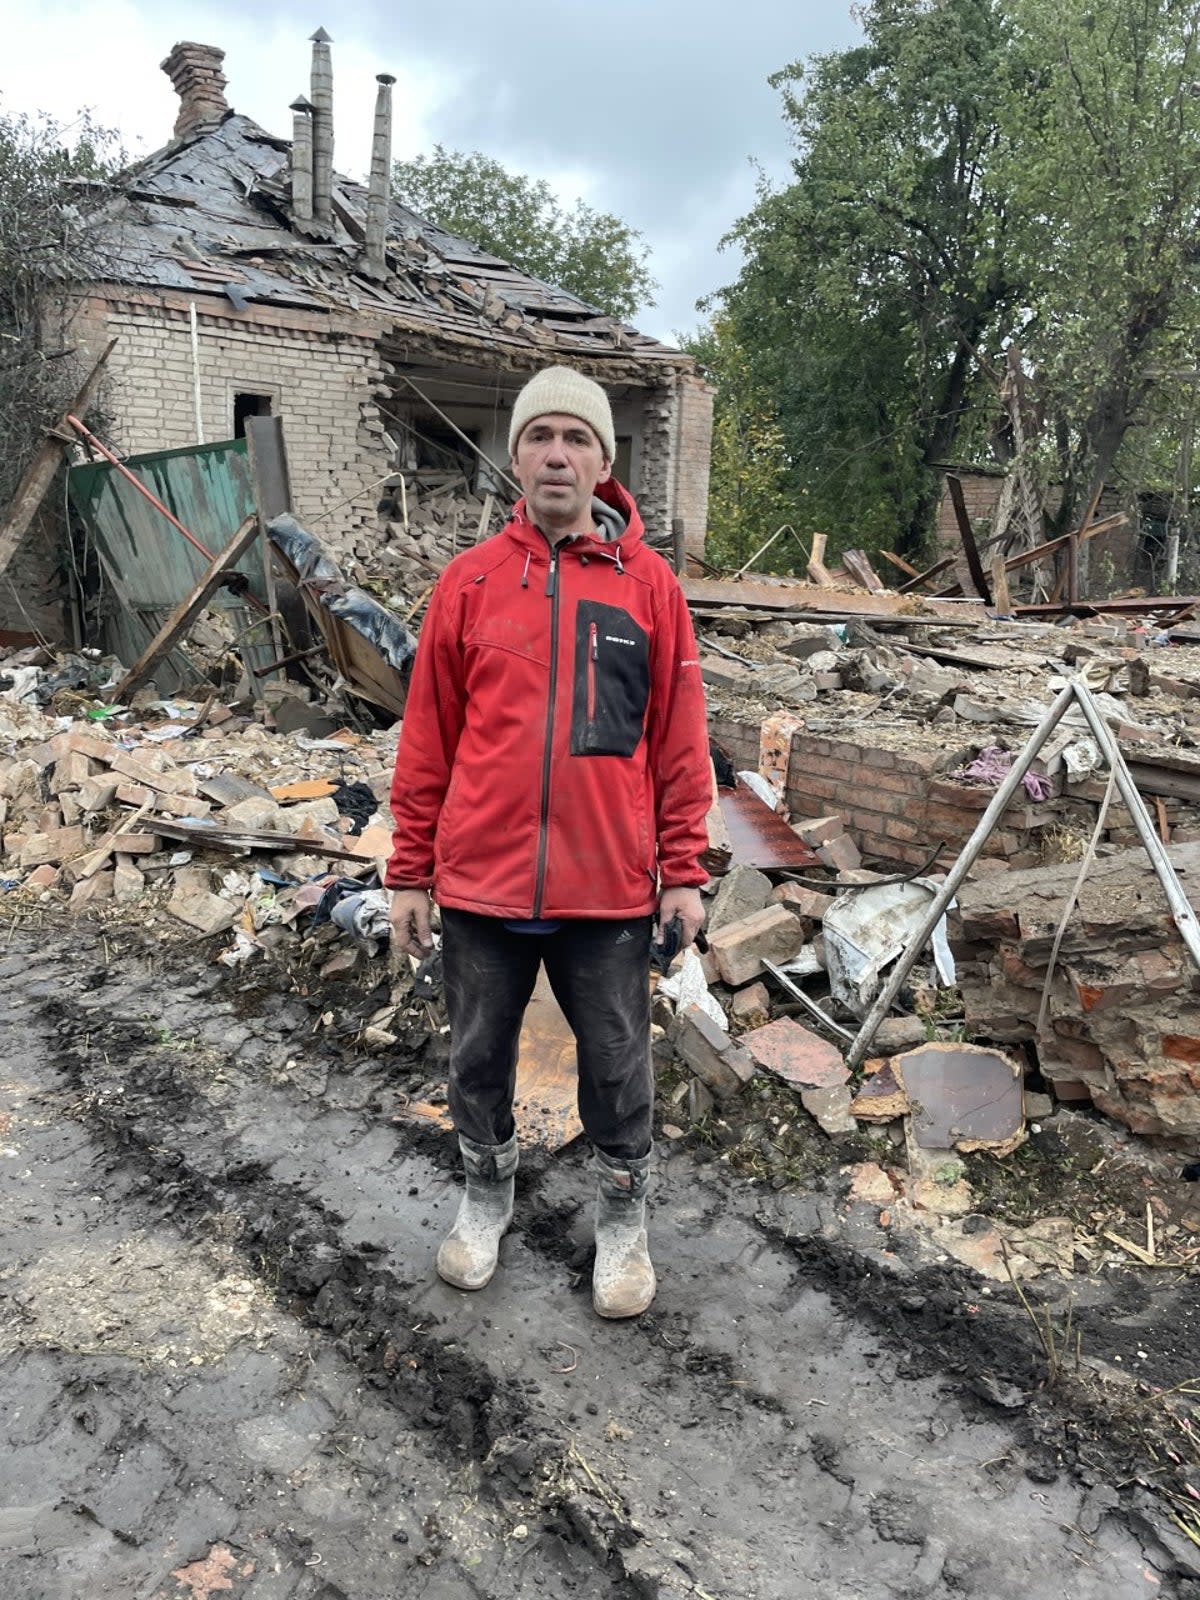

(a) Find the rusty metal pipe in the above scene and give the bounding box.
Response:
[66,415,214,560]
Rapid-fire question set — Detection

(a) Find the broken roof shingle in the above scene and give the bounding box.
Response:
[83,114,686,378]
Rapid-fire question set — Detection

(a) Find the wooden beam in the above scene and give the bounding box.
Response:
[110,516,259,702]
[806,531,835,587]
[0,339,117,579]
[879,549,922,581]
[842,548,886,594]
[945,475,993,603]
[990,552,1013,615]
[897,554,957,593]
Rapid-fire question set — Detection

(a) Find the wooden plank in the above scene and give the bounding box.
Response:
[990,552,1013,615]
[842,549,886,594]
[897,555,957,594]
[879,549,922,581]
[806,531,835,587]
[946,475,993,604]
[681,575,988,622]
[0,339,117,579]
[110,516,260,702]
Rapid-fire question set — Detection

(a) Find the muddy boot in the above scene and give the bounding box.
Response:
[436,1133,518,1291]
[592,1149,655,1319]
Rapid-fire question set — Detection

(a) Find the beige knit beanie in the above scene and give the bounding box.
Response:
[508,366,616,462]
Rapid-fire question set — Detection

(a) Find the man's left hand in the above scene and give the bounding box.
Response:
[656,886,705,952]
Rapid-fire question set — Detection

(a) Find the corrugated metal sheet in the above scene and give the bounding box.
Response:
[68,438,270,691]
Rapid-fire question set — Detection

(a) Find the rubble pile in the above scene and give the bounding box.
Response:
[0,649,399,976]
[346,472,506,599]
[701,612,1200,872]
[952,844,1200,1139]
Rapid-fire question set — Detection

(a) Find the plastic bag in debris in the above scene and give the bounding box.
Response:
[657,948,727,1030]
[330,888,392,944]
[823,878,956,1018]
[0,666,41,704]
[267,512,417,674]
[218,929,261,967]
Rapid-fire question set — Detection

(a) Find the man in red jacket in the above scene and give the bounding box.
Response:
[387,365,710,1318]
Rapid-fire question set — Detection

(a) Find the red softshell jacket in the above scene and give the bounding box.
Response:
[385,480,710,919]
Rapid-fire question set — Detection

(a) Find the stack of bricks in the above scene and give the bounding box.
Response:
[951,842,1200,1139]
[711,715,1069,872]
[783,728,1058,871]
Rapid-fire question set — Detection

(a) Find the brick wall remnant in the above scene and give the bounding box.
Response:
[161,43,229,141]
[951,843,1200,1139]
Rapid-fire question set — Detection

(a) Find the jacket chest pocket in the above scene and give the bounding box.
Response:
[570,600,650,758]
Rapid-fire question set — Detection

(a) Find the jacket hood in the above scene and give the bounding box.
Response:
[505,477,645,558]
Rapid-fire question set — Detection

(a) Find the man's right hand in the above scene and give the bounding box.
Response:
[390,888,435,957]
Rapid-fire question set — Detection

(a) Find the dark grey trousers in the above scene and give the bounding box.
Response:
[440,909,654,1161]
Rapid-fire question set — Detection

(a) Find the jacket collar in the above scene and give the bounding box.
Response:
[505,478,645,560]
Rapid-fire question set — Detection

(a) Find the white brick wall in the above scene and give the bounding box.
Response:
[83,294,393,556]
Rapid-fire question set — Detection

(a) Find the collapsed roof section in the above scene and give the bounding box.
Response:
[87,57,689,385]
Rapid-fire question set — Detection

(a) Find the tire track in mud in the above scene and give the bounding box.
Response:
[11,932,1194,1599]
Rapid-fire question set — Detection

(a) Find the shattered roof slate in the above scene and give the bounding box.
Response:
[84,113,686,374]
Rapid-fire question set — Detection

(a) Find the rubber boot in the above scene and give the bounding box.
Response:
[592,1149,656,1319]
[436,1132,518,1291]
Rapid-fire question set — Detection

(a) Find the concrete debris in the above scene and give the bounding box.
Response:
[0,647,397,967]
[706,862,773,934]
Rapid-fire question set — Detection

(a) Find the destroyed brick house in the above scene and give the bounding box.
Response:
[2,30,1199,1172]
[0,33,712,641]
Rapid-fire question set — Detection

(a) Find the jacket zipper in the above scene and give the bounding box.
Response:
[587,622,597,721]
[533,543,560,916]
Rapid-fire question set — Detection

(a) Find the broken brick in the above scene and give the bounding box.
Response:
[729,980,770,1031]
[742,1017,849,1089]
[769,882,834,921]
[791,815,846,847]
[707,903,807,986]
[68,870,114,910]
[166,888,238,937]
[50,750,93,794]
[78,775,120,814]
[672,1006,757,1099]
[817,833,862,873]
[18,825,85,869]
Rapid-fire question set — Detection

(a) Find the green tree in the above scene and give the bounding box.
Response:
[392,145,656,321]
[999,0,1200,534]
[680,318,797,570]
[0,107,120,509]
[717,0,1018,560]
[712,0,1200,567]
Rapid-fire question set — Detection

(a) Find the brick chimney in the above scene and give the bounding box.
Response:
[161,42,229,140]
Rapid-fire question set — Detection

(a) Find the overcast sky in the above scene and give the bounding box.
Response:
[2,0,863,342]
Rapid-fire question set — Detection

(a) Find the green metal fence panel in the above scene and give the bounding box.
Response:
[68,438,270,691]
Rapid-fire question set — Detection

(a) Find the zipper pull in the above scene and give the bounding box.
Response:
[545,554,557,598]
[590,621,598,661]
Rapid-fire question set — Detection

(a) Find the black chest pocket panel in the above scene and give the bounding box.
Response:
[570,600,650,758]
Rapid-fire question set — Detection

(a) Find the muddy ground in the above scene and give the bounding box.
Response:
[2,924,1199,1600]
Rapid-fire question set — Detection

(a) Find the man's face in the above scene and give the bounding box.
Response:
[511,413,611,533]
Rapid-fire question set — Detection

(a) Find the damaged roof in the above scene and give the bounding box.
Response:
[83,112,688,376]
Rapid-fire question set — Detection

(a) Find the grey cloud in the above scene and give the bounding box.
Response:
[196,0,860,336]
